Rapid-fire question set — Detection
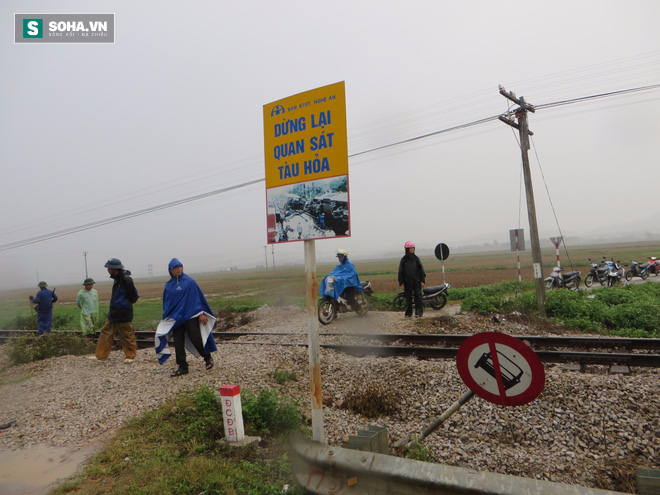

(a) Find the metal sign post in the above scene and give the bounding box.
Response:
[304,239,324,442]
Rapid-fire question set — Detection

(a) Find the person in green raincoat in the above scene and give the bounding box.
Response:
[76,278,99,336]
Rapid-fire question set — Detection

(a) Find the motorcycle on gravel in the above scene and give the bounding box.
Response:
[583,258,609,288]
[318,277,373,325]
[625,260,651,281]
[392,283,451,311]
[648,257,660,276]
[544,267,580,290]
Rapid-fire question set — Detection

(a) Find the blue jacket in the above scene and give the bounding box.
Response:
[32,288,58,314]
[108,270,139,323]
[320,258,363,300]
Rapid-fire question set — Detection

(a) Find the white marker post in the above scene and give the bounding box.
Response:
[219,384,245,442]
[550,236,563,268]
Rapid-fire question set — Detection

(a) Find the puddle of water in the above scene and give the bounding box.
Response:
[0,441,102,495]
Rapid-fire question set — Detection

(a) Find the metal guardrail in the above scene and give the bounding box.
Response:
[290,434,628,495]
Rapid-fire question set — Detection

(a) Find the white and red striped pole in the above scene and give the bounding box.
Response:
[554,240,561,268]
[219,384,245,442]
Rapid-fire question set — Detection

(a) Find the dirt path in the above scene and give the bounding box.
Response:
[0,441,105,495]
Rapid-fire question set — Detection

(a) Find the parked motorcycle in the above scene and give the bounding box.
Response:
[392,283,450,311]
[545,267,580,290]
[604,259,625,287]
[583,258,609,288]
[625,260,651,281]
[648,257,660,276]
[318,278,373,325]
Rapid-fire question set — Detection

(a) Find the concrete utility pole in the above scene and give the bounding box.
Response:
[498,86,546,317]
[82,251,89,278]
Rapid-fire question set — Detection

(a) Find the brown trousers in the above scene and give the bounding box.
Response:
[95,321,137,360]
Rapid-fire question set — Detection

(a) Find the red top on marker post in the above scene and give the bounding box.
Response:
[220,384,240,397]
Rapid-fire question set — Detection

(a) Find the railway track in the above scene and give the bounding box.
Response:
[2,329,659,368]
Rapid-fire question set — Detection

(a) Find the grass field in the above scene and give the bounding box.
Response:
[1,240,658,331]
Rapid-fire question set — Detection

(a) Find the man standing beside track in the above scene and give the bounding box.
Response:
[76,278,99,337]
[90,258,139,363]
[29,281,58,335]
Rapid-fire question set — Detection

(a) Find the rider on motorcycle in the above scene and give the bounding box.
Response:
[320,249,364,313]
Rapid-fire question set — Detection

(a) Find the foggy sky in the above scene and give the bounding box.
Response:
[2,1,660,290]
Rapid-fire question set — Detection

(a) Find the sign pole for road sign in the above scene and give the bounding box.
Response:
[407,332,545,450]
[304,239,324,442]
[405,389,475,449]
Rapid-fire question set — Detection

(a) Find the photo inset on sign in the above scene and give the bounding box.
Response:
[266,176,349,243]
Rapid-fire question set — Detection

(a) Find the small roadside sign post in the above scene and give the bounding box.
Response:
[434,243,450,284]
[549,236,563,268]
[408,332,545,448]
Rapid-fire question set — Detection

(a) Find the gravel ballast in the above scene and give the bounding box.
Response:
[0,305,658,493]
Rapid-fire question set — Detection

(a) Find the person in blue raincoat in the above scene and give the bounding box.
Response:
[156,258,217,377]
[320,249,364,312]
[29,281,58,335]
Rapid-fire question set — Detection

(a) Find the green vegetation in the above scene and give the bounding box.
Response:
[406,441,434,462]
[454,279,660,338]
[272,367,298,385]
[6,333,95,365]
[241,388,306,437]
[544,283,660,337]
[53,387,306,495]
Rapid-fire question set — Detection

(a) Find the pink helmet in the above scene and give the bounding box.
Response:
[404,241,415,249]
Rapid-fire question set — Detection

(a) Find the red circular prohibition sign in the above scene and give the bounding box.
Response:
[456,332,545,406]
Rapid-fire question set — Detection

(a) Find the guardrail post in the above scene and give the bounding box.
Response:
[347,424,388,453]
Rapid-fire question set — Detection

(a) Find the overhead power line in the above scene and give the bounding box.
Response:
[534,82,660,110]
[2,82,659,252]
[0,180,263,251]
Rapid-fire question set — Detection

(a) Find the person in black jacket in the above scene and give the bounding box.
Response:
[91,258,140,363]
[398,241,426,318]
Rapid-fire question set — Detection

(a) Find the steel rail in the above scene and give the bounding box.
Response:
[2,330,659,367]
[3,330,656,350]
[0,330,660,351]
[133,339,660,367]
[320,344,660,367]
